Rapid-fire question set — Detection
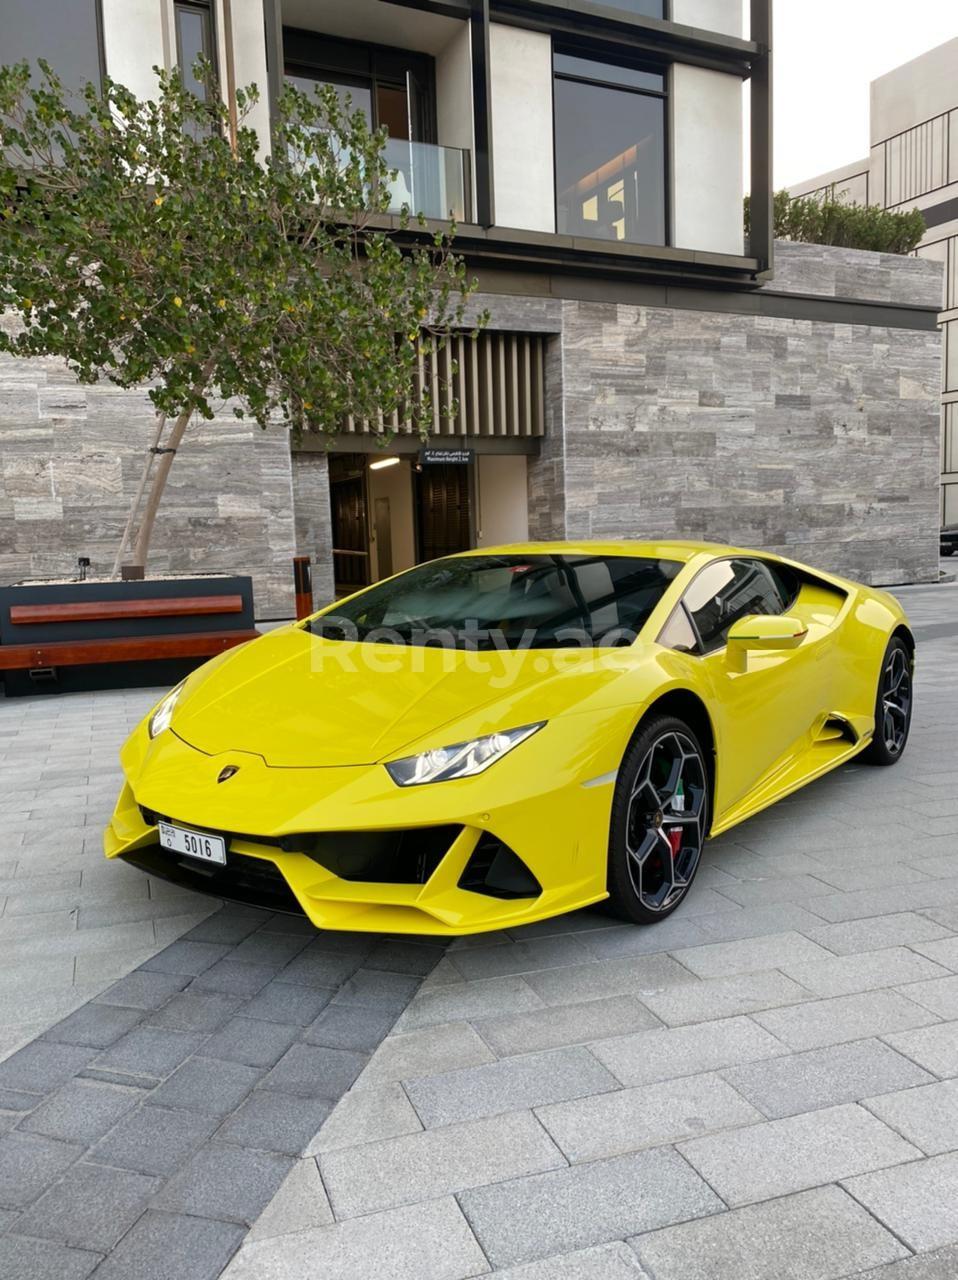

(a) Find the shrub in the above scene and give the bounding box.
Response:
[745,189,926,255]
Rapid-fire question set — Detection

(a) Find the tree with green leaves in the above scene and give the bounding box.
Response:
[0,61,478,574]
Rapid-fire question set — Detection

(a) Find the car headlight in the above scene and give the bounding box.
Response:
[148,682,185,739]
[385,723,545,787]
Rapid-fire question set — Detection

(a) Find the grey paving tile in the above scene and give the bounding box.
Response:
[307,1081,424,1155]
[91,1105,220,1176]
[910,935,958,972]
[0,1235,101,1280]
[446,935,594,980]
[640,971,809,1027]
[16,1161,160,1251]
[95,970,190,1010]
[576,918,711,960]
[393,976,543,1031]
[538,1071,761,1162]
[221,1197,486,1280]
[145,991,243,1033]
[703,875,835,908]
[319,1109,564,1218]
[459,1148,722,1270]
[671,931,833,979]
[0,1041,97,1093]
[94,1026,205,1080]
[216,1090,333,1155]
[20,1079,143,1144]
[693,903,830,943]
[805,913,951,956]
[809,880,958,924]
[41,1003,142,1050]
[241,981,334,1027]
[783,947,951,997]
[0,1131,83,1209]
[899,974,958,1019]
[884,1020,958,1077]
[853,1243,958,1280]
[633,1184,907,1280]
[405,1046,619,1128]
[591,1015,787,1087]
[276,946,366,990]
[723,1038,935,1118]
[146,1057,262,1115]
[0,1087,41,1112]
[155,1142,293,1225]
[227,930,313,968]
[474,995,659,1057]
[190,959,277,998]
[203,1016,301,1069]
[845,1151,958,1252]
[520,954,694,1007]
[364,940,445,976]
[247,1157,334,1241]
[678,1102,920,1206]
[754,990,937,1051]
[302,1003,398,1052]
[182,908,267,946]
[140,939,233,976]
[260,1044,367,1100]
[331,968,421,1012]
[490,1242,648,1279]
[358,1022,496,1084]
[864,1078,958,1155]
[90,1209,245,1280]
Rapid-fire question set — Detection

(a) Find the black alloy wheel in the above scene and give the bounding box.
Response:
[862,637,913,766]
[607,714,709,924]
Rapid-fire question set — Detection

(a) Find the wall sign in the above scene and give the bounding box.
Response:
[419,448,474,466]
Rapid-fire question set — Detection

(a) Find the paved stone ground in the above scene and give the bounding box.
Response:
[1,575,957,1279]
[226,578,958,1280]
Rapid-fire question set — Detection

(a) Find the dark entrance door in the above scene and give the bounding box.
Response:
[415,464,472,563]
[329,454,371,592]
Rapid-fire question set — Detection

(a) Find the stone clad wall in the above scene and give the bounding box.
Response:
[0,326,298,615]
[528,243,943,585]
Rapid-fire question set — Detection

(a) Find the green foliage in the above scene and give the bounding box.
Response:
[0,60,478,437]
[744,189,926,255]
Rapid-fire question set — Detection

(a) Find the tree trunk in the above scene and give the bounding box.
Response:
[111,412,167,577]
[127,361,217,572]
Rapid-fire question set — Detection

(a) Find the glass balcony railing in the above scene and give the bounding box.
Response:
[383,137,471,224]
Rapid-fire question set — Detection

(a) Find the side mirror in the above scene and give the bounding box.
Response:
[727,614,808,652]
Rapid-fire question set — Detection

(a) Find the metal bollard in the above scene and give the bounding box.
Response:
[293,555,313,620]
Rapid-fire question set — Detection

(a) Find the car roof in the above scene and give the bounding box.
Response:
[455,540,745,565]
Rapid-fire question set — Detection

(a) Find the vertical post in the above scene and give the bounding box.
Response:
[293,555,313,620]
[470,0,494,228]
[749,0,773,277]
[262,0,284,145]
[222,0,239,155]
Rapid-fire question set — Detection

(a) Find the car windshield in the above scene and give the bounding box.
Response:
[308,554,682,649]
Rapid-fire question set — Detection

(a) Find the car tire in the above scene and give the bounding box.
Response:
[861,636,913,766]
[606,714,710,925]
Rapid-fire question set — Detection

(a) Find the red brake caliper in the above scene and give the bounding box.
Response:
[667,829,682,858]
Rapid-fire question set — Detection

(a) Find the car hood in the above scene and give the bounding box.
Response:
[171,625,638,767]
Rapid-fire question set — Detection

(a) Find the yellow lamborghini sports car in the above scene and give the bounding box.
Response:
[104,542,914,935]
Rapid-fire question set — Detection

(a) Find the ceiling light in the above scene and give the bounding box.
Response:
[369,457,400,471]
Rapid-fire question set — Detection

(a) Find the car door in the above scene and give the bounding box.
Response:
[665,557,832,814]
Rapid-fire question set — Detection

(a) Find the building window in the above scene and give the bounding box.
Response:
[175,1,217,103]
[3,0,102,90]
[553,49,667,247]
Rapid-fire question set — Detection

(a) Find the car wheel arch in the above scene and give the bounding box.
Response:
[626,689,717,817]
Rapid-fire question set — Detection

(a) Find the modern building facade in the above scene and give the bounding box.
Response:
[0,0,944,612]
[791,37,958,526]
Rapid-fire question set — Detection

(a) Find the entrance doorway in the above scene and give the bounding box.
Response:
[415,463,472,563]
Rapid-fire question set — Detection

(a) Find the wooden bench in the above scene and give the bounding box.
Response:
[0,588,258,690]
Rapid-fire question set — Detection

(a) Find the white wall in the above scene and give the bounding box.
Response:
[100,0,270,154]
[436,23,475,218]
[477,455,528,547]
[671,64,744,255]
[367,460,416,580]
[871,37,958,143]
[670,0,743,39]
[489,25,554,233]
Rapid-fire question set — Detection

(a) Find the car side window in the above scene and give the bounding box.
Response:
[683,559,788,654]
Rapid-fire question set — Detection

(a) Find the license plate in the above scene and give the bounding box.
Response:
[158,821,227,866]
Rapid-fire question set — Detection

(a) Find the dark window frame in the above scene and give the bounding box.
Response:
[174,0,219,101]
[552,40,671,250]
[281,27,437,144]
